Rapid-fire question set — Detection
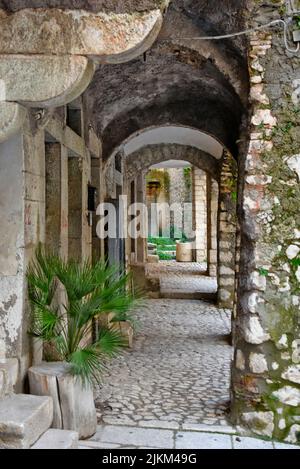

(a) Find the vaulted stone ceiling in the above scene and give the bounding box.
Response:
[0,1,250,159]
[82,0,249,160]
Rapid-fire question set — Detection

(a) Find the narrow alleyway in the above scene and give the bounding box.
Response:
[95,299,232,428]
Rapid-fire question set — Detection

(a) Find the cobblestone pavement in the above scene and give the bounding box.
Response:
[145,262,217,297]
[146,261,207,278]
[82,425,299,449]
[95,299,232,428]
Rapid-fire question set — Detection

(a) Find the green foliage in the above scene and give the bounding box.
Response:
[183,167,192,191]
[27,245,140,386]
[158,252,174,261]
[295,15,300,29]
[146,169,170,194]
[290,257,300,268]
[148,237,174,246]
[157,245,176,252]
[259,268,269,277]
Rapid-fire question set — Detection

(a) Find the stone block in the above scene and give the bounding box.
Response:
[0,358,19,391]
[109,319,134,349]
[272,386,300,407]
[241,411,274,438]
[232,436,273,449]
[282,365,300,384]
[32,429,78,449]
[175,431,232,449]
[148,254,159,263]
[249,353,268,374]
[0,394,53,449]
[90,425,173,449]
[29,362,97,439]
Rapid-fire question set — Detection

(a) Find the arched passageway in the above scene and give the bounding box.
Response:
[1,0,299,447]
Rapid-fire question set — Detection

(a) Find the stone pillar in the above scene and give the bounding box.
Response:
[192,168,207,262]
[129,178,137,264]
[0,122,46,388]
[60,147,69,261]
[68,157,82,262]
[91,157,101,263]
[207,177,219,277]
[45,143,68,259]
[0,134,25,365]
[136,173,147,263]
[232,23,300,444]
[81,152,92,260]
[218,151,237,309]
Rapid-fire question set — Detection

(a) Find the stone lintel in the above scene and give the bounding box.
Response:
[0,8,163,63]
[0,55,95,108]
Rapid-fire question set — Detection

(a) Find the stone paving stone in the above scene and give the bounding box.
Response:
[79,440,121,449]
[175,431,232,449]
[95,299,232,427]
[91,425,174,449]
[232,436,274,449]
[182,423,236,434]
[138,420,180,430]
[32,429,78,449]
[273,442,300,449]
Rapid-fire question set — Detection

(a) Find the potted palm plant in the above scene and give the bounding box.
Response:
[27,246,139,439]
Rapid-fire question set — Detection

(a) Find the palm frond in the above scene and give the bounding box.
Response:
[67,347,106,387]
[29,303,63,341]
[27,246,143,385]
[94,327,126,357]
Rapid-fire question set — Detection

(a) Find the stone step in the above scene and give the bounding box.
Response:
[32,429,78,449]
[158,250,176,256]
[147,255,159,263]
[147,243,157,249]
[0,394,53,449]
[160,290,217,301]
[0,359,19,398]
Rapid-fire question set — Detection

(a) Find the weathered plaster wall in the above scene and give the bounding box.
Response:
[0,135,25,363]
[232,0,300,443]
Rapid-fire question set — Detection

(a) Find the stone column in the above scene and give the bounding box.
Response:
[91,157,101,263]
[218,151,237,309]
[45,143,68,259]
[0,122,46,388]
[192,168,207,262]
[68,157,83,262]
[60,147,69,261]
[136,173,147,263]
[207,177,219,277]
[0,134,25,366]
[81,151,92,260]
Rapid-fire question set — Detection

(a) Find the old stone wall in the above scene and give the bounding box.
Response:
[0,103,101,390]
[192,168,207,262]
[232,0,300,443]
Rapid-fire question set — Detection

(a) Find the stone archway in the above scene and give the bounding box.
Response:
[0,0,299,446]
[104,132,238,310]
